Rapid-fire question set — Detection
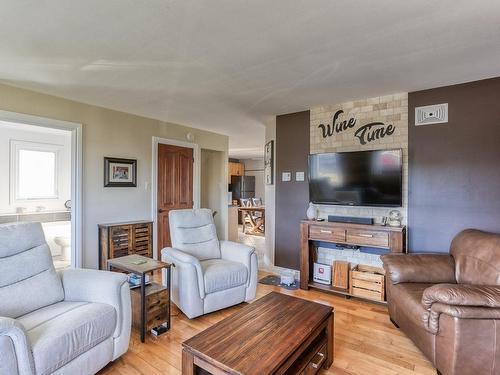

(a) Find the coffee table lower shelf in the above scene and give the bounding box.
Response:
[284,332,328,374]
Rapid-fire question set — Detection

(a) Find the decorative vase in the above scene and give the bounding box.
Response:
[306,202,317,220]
[388,210,402,227]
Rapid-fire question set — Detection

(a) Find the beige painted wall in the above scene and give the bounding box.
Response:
[0,83,228,268]
[200,149,227,238]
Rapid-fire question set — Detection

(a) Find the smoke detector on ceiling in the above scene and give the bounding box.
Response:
[415,103,448,126]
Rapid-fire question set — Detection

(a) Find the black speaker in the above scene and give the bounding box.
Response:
[327,215,374,225]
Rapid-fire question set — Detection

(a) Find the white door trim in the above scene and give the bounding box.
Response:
[0,110,83,268]
[151,136,200,259]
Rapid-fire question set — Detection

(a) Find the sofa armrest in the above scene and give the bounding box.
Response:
[0,317,35,375]
[381,253,456,284]
[423,302,500,334]
[60,268,131,357]
[220,240,255,264]
[220,240,256,286]
[161,247,205,299]
[422,284,500,310]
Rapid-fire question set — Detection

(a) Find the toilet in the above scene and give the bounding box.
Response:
[54,236,71,261]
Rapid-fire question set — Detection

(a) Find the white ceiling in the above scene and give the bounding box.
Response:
[1,1,500,158]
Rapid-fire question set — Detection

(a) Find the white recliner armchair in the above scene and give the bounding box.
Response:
[161,209,258,319]
[0,222,131,375]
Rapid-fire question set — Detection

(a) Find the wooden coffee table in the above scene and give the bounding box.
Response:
[182,292,334,374]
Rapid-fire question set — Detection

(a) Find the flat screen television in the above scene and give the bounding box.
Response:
[309,149,402,207]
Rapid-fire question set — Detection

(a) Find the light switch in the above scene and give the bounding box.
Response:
[282,172,291,182]
[295,171,305,181]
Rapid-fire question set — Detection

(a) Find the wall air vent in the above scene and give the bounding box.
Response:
[415,103,448,126]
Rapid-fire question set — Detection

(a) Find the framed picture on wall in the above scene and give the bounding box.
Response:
[104,157,137,187]
[264,140,274,185]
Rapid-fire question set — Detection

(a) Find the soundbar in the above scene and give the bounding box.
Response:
[327,215,374,225]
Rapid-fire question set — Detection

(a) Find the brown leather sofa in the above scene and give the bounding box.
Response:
[381,229,500,375]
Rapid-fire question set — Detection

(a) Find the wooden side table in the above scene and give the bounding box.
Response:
[107,254,171,342]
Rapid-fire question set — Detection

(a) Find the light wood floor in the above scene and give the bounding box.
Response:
[99,272,436,375]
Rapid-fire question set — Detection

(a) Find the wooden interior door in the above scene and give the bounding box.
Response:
[157,143,194,250]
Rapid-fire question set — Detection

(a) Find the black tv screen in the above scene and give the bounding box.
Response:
[309,149,402,207]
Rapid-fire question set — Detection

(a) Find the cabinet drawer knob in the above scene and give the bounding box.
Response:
[320,230,332,234]
[359,233,374,238]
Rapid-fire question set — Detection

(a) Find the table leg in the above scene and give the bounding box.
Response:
[167,266,171,330]
[324,311,334,368]
[140,273,146,343]
[248,212,257,233]
[182,349,195,374]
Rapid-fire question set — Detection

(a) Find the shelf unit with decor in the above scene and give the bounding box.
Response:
[300,219,405,304]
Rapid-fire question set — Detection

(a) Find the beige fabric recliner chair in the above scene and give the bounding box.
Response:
[161,208,258,319]
[0,222,131,375]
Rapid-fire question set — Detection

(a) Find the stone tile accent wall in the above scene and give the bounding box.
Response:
[315,247,383,269]
[310,93,408,267]
[310,92,408,223]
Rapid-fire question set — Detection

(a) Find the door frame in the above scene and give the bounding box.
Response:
[151,136,200,259]
[0,110,83,268]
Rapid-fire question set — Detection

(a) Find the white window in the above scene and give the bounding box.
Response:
[10,140,61,201]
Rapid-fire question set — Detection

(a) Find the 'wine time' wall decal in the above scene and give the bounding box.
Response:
[317,109,396,145]
[310,93,408,154]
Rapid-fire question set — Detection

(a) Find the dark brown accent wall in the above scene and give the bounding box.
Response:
[275,111,310,269]
[408,77,500,252]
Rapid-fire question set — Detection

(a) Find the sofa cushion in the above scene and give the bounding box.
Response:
[169,209,221,260]
[201,259,248,294]
[450,229,500,285]
[388,283,435,327]
[17,301,116,375]
[0,222,64,318]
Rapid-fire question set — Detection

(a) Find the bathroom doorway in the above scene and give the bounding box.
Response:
[0,111,82,268]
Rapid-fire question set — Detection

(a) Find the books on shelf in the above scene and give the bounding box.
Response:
[127,273,151,289]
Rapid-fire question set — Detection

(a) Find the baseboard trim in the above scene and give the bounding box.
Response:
[260,263,300,279]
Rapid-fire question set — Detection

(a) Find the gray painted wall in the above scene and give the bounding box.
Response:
[275,111,310,270]
[408,77,500,252]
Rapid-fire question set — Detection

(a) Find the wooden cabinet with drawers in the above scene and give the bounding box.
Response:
[309,225,346,242]
[131,282,169,331]
[302,220,405,253]
[300,219,405,303]
[98,220,153,270]
[346,228,390,248]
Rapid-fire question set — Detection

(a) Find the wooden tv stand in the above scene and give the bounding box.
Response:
[300,220,406,299]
